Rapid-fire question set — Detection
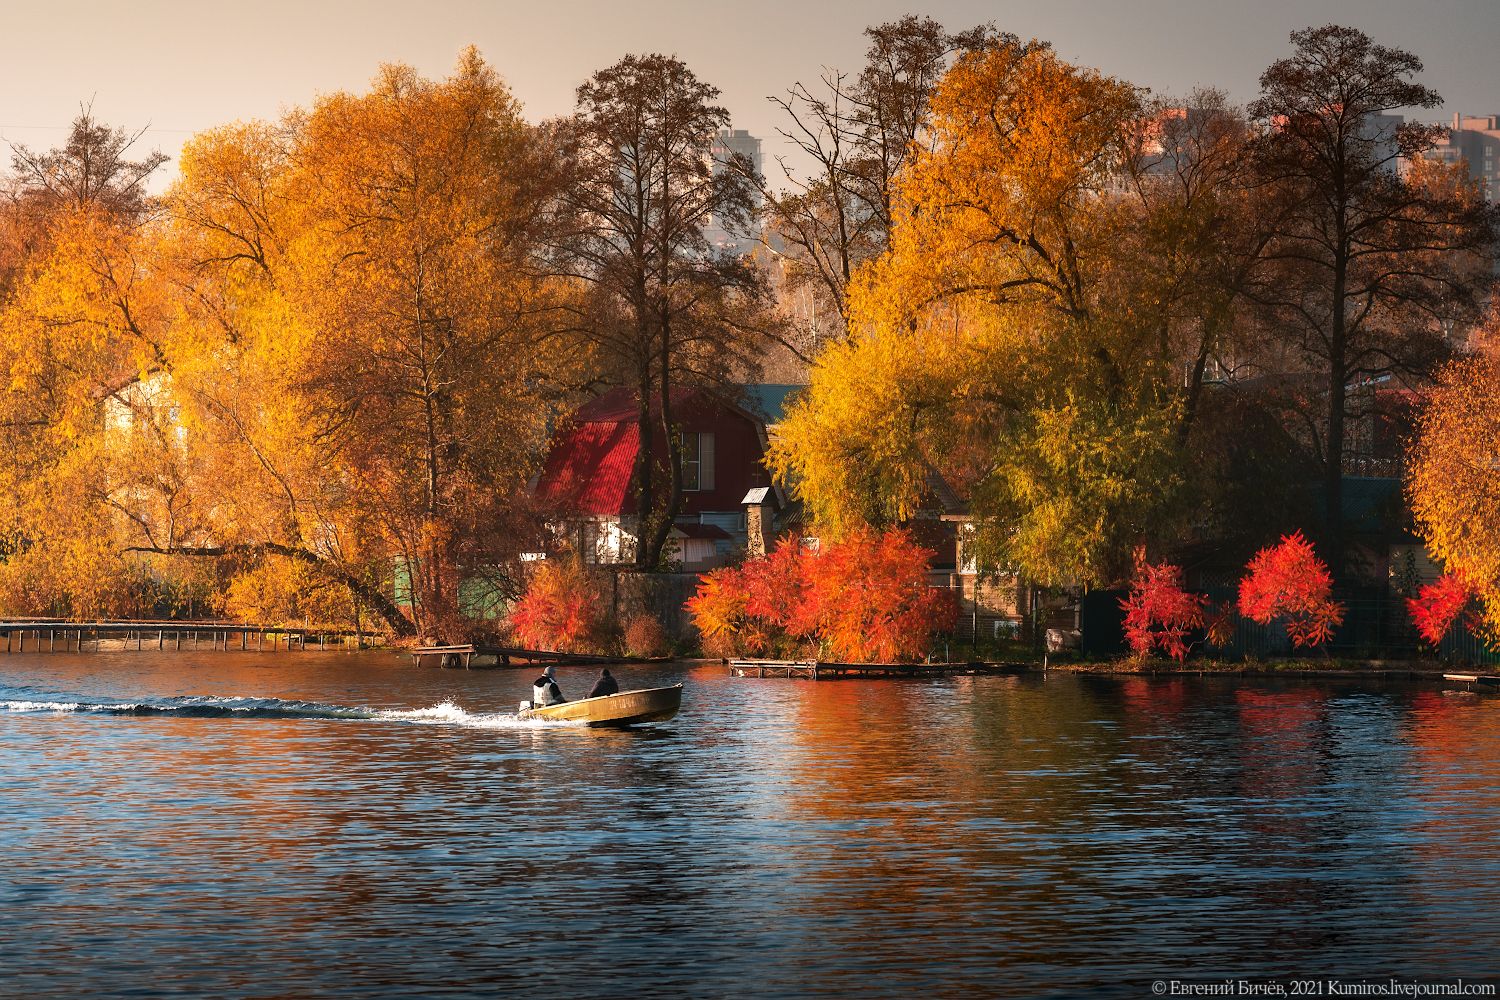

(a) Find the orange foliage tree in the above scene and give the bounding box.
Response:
[1119,550,1206,662]
[686,528,956,662]
[1237,531,1345,648]
[507,560,603,654]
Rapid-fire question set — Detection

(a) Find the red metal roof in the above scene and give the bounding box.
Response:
[535,419,639,515]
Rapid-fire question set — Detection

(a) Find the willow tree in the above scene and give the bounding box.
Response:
[771,40,1188,588]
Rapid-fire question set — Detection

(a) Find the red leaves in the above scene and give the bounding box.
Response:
[806,528,959,663]
[1119,550,1205,662]
[686,528,957,662]
[1237,531,1344,648]
[1407,572,1474,646]
[508,560,603,653]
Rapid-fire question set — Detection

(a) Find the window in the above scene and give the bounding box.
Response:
[681,432,715,491]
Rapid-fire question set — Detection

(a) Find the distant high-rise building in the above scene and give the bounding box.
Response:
[705,128,763,255]
[712,128,763,179]
[1426,114,1500,202]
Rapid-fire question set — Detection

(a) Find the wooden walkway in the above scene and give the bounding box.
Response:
[1444,672,1500,690]
[0,619,370,654]
[410,644,671,669]
[728,659,1031,680]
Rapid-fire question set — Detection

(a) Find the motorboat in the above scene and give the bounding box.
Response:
[518,684,682,727]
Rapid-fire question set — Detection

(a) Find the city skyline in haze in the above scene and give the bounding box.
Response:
[3,0,1497,189]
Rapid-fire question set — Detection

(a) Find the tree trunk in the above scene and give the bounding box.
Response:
[1325,240,1349,576]
[631,356,655,568]
[640,325,682,570]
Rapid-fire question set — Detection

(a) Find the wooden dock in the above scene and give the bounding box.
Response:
[0,619,371,654]
[728,659,1030,680]
[1444,672,1500,690]
[409,644,670,669]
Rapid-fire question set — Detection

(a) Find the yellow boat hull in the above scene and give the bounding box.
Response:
[519,684,683,727]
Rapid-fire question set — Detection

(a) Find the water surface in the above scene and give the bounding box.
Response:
[2,652,1497,997]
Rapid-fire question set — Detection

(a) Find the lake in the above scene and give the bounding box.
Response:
[2,652,1497,997]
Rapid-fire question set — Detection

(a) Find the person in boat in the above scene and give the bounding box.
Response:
[586,668,619,699]
[532,665,566,706]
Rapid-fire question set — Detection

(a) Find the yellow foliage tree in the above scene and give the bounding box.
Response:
[0,53,580,638]
[1408,314,1500,639]
[771,41,1185,587]
[0,120,188,617]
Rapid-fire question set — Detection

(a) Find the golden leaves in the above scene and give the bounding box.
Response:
[1409,313,1500,637]
[776,41,1178,586]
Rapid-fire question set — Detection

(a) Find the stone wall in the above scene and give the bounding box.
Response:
[607,570,704,642]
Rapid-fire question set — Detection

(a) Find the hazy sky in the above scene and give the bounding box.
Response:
[2,0,1496,187]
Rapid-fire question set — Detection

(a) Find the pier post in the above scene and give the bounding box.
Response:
[17,630,22,653]
[158,630,164,650]
[241,631,247,651]
[175,632,181,651]
[49,629,54,653]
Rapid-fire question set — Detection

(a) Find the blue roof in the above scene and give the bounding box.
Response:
[739,384,805,425]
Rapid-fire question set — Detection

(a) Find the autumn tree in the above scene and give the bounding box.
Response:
[1120,551,1207,662]
[771,39,1186,588]
[1406,572,1476,647]
[756,16,1006,351]
[1247,25,1498,569]
[0,112,185,617]
[1408,314,1500,639]
[686,529,954,662]
[0,52,576,638]
[508,559,605,653]
[552,54,768,570]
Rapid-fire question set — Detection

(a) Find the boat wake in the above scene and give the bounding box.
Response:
[0,695,581,729]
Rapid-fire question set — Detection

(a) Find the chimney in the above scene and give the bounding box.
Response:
[742,488,772,559]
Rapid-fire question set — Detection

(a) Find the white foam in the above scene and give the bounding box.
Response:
[377,700,582,729]
[1,694,579,730]
[1,700,82,713]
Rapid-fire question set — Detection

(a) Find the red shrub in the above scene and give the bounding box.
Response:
[1237,532,1345,648]
[685,528,955,662]
[1119,550,1205,662]
[805,528,957,662]
[508,560,603,653]
[1407,572,1474,646]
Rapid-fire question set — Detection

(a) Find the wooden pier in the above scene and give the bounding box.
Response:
[0,619,371,654]
[409,644,670,669]
[728,659,1031,680]
[1444,672,1500,691]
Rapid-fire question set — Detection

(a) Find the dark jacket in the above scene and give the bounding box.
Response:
[586,672,619,699]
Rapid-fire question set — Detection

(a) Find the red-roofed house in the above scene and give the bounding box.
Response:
[535,387,781,569]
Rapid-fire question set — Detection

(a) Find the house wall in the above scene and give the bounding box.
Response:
[655,397,773,516]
